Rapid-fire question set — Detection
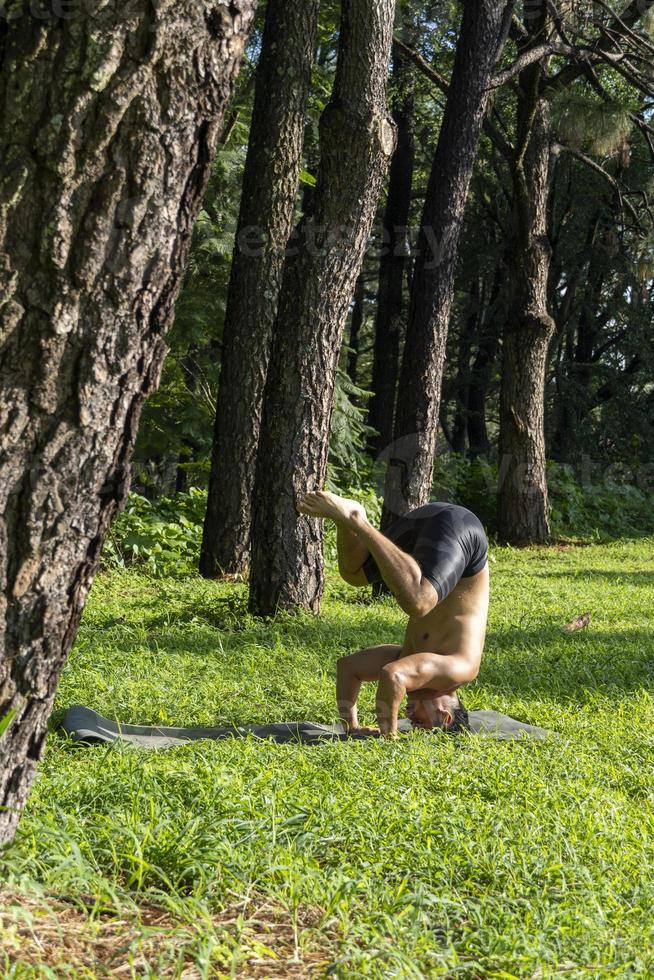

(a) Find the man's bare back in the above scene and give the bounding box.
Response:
[403,563,489,663]
[297,490,490,736]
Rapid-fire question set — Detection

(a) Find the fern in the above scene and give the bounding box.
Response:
[328,366,375,487]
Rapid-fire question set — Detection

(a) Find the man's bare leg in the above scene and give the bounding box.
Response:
[298,490,437,618]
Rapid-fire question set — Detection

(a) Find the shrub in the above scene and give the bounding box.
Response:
[103,489,206,577]
[432,455,654,540]
[547,461,654,540]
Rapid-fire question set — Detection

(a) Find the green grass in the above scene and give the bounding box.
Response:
[3,539,654,977]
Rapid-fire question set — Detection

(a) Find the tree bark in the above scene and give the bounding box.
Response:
[248,0,397,617]
[551,215,608,462]
[497,6,556,544]
[367,45,415,460]
[347,274,365,388]
[380,0,508,524]
[0,0,255,847]
[200,0,320,578]
[450,281,482,454]
[468,265,502,457]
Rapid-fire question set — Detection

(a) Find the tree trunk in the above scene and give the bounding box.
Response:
[497,8,556,544]
[381,0,508,524]
[248,0,397,617]
[175,353,201,493]
[468,266,502,457]
[551,216,607,462]
[367,45,415,459]
[0,0,255,847]
[199,0,320,578]
[450,282,482,454]
[347,275,365,388]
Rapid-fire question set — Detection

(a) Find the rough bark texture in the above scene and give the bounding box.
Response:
[0,0,255,847]
[200,0,320,578]
[248,0,397,616]
[367,46,415,459]
[497,6,556,544]
[381,0,507,524]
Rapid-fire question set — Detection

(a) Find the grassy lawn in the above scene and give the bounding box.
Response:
[2,538,654,977]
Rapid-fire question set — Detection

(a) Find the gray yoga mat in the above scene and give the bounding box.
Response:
[61,705,549,748]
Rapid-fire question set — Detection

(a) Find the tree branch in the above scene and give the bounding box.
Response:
[392,36,515,160]
[490,42,577,89]
[391,37,448,95]
[592,0,654,58]
[553,143,642,229]
[544,0,654,93]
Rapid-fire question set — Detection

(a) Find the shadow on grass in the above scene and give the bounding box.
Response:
[480,625,654,698]
[535,569,654,585]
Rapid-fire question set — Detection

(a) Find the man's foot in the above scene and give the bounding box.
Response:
[297,490,367,525]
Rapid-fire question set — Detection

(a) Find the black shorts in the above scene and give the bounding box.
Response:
[361,502,488,604]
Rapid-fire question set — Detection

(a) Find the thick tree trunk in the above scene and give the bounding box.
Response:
[0,0,255,847]
[248,0,397,616]
[497,9,556,544]
[381,0,508,524]
[200,0,319,578]
[367,46,415,459]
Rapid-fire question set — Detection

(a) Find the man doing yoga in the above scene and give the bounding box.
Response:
[298,491,489,738]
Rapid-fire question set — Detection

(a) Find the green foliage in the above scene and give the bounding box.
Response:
[103,490,207,577]
[552,93,633,157]
[432,454,499,529]
[0,707,16,742]
[4,541,654,975]
[103,459,654,584]
[430,455,654,541]
[547,462,654,540]
[328,366,376,487]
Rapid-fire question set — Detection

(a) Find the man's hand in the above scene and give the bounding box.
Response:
[297,490,366,525]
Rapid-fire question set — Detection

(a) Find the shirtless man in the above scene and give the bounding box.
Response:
[297,490,489,738]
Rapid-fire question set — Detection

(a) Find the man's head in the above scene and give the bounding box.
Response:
[405,691,470,733]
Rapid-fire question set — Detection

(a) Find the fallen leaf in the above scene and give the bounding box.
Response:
[563,612,591,633]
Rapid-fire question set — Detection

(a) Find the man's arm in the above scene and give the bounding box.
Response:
[336,645,403,732]
[336,655,362,731]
